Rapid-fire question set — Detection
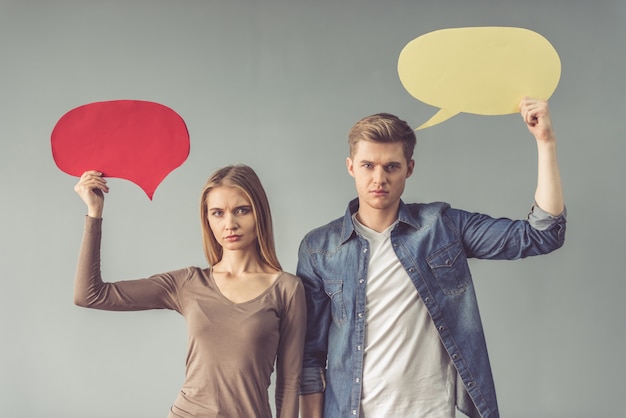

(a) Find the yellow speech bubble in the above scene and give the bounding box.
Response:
[398,27,561,130]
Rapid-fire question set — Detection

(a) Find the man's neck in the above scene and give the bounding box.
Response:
[355,205,399,233]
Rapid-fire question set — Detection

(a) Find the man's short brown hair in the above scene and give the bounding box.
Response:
[348,113,416,162]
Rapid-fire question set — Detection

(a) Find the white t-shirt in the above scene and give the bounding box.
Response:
[353,215,456,418]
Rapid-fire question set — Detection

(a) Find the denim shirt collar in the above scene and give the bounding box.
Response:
[340,198,420,243]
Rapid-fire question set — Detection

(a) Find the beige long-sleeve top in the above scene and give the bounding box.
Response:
[74,216,306,418]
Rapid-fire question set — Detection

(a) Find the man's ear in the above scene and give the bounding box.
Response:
[346,157,355,178]
[406,159,415,178]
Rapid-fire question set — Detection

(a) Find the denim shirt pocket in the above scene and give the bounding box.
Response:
[427,241,471,295]
[323,280,346,325]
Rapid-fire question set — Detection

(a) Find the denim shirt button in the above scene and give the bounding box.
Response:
[408,268,415,273]
[363,248,368,253]
[359,279,365,284]
[355,377,360,383]
[452,353,459,360]
[424,297,430,303]
[358,312,363,319]
[357,345,362,350]
[438,325,445,331]
[352,410,357,415]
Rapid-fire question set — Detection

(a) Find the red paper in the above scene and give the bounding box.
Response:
[51,100,190,199]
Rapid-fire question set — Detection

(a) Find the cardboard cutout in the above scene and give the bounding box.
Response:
[51,100,190,199]
[398,27,561,130]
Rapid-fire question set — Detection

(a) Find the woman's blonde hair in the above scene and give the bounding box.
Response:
[199,164,281,270]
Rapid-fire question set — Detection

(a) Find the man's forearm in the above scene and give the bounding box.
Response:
[535,140,564,216]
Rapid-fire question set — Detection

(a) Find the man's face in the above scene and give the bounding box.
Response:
[346,140,414,214]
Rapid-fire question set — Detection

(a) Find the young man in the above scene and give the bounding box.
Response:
[297,98,566,418]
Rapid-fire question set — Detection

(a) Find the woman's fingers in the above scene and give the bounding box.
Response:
[75,171,109,194]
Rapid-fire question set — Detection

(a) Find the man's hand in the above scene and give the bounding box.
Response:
[519,97,555,144]
[300,393,324,418]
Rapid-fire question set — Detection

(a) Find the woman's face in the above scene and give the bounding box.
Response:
[205,186,258,253]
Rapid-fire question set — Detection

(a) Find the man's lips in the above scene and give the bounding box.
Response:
[370,189,388,195]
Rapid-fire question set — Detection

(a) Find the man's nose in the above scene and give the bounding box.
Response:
[373,167,386,184]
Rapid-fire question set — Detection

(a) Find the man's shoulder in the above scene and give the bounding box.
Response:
[301,214,344,242]
[402,201,452,220]
[404,201,450,211]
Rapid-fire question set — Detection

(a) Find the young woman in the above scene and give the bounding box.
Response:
[73,165,306,418]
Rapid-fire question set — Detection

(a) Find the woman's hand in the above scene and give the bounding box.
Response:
[74,171,109,218]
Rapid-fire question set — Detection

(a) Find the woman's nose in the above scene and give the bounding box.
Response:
[224,214,238,231]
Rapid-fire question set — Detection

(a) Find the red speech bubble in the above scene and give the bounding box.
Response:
[51,100,190,200]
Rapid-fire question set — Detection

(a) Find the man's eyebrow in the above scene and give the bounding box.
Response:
[358,159,402,165]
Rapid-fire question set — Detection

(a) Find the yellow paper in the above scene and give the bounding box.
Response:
[397,27,561,130]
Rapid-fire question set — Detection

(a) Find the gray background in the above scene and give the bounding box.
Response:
[1,1,624,417]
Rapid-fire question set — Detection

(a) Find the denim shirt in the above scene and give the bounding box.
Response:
[297,199,566,418]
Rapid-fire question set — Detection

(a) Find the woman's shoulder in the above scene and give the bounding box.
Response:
[276,270,300,283]
[158,266,211,287]
[274,271,304,295]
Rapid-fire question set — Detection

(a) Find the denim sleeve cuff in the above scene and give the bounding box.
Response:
[528,204,567,231]
[300,367,326,394]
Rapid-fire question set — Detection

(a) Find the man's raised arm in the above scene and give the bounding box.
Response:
[520,97,565,216]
